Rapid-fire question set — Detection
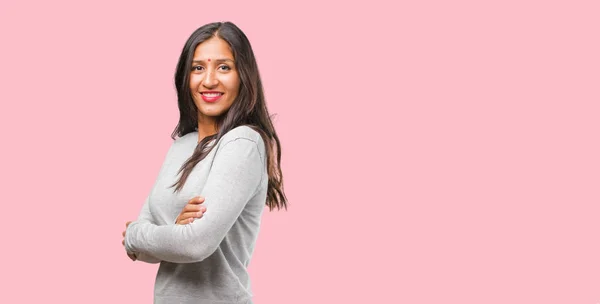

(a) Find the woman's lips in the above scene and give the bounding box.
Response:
[200,92,223,103]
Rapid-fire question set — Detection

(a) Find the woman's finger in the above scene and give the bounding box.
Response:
[182,204,203,213]
[185,211,204,219]
[176,217,192,225]
[188,196,205,204]
[183,200,206,212]
[127,252,137,261]
[178,211,204,222]
[176,211,204,224]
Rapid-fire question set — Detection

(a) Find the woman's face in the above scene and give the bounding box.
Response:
[189,36,240,125]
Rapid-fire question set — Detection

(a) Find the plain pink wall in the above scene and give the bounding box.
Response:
[0,0,598,303]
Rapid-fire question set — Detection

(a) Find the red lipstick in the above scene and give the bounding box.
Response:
[200,91,224,103]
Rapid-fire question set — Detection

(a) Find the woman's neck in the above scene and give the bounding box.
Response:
[197,122,217,143]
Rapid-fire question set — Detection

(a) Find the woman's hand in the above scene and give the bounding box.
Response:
[175,196,206,225]
[122,221,137,261]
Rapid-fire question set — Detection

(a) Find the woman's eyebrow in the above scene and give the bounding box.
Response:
[192,58,234,64]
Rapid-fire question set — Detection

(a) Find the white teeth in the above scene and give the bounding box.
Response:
[201,93,222,97]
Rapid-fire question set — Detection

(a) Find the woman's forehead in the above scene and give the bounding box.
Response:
[193,37,233,60]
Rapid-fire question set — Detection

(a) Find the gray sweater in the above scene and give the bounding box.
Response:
[125,125,268,304]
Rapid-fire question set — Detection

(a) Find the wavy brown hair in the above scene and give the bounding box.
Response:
[168,21,287,211]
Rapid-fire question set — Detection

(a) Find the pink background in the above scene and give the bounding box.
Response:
[1,0,599,303]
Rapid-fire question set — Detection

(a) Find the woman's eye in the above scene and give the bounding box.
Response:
[191,65,230,72]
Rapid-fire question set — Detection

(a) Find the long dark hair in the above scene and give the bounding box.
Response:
[168,21,287,211]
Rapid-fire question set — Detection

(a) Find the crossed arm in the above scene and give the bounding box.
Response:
[124,138,264,264]
[126,197,161,263]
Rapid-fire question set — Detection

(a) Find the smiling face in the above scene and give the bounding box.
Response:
[189,36,240,126]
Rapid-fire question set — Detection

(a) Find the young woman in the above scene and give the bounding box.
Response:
[121,21,287,304]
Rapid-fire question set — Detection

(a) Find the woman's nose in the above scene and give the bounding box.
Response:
[203,70,218,88]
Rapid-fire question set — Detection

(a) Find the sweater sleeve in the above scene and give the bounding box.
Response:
[124,137,264,264]
[129,197,161,264]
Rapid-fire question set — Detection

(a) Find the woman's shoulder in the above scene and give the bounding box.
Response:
[219,125,266,158]
[222,125,263,144]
